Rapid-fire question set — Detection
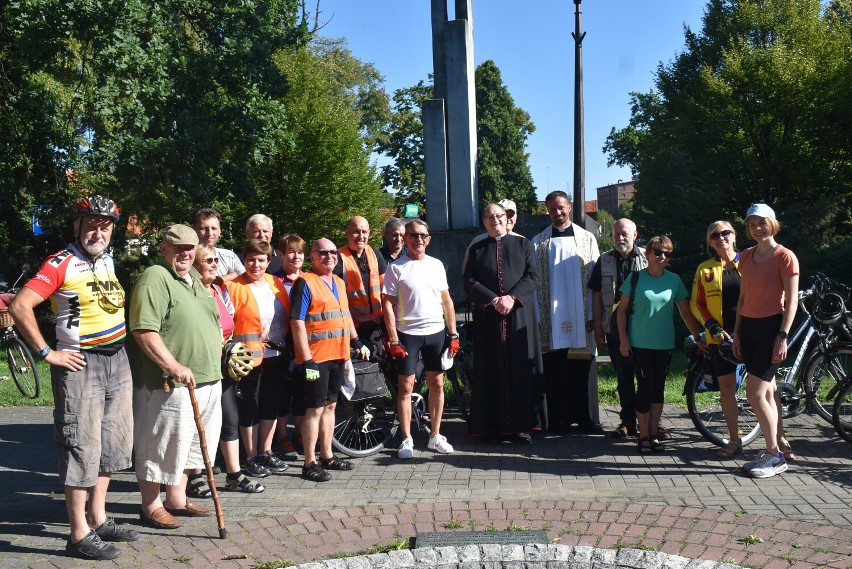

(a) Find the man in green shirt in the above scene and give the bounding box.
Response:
[129,224,223,530]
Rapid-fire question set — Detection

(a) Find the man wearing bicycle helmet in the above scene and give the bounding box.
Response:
[9,196,137,561]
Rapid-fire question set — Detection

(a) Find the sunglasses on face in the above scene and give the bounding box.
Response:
[199,257,218,265]
[406,233,429,240]
[710,229,734,240]
[653,248,674,258]
[313,249,338,257]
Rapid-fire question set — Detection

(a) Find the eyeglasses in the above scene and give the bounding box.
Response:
[199,257,218,265]
[653,249,674,258]
[484,214,506,221]
[406,233,430,240]
[313,249,339,257]
[710,229,733,240]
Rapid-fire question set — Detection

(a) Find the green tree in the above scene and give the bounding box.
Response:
[475,60,537,212]
[375,80,433,212]
[604,0,852,280]
[596,209,616,253]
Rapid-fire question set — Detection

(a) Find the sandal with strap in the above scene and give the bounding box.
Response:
[651,437,666,452]
[637,437,653,454]
[224,473,265,493]
[186,476,212,498]
[302,462,332,482]
[319,455,354,471]
[714,439,743,459]
[778,438,797,460]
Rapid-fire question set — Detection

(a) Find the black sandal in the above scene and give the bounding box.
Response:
[651,437,666,452]
[319,456,354,471]
[638,437,653,454]
[186,476,212,498]
[301,462,331,482]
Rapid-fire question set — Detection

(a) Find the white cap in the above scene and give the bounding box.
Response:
[497,199,517,214]
[745,203,775,220]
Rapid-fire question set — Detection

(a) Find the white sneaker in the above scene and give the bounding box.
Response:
[398,437,414,459]
[748,451,787,478]
[428,434,454,454]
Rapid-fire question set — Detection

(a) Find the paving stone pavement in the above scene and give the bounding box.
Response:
[2,404,852,568]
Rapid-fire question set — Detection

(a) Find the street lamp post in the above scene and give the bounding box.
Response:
[572,0,586,226]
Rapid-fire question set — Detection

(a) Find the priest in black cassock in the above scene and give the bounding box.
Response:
[462,203,544,443]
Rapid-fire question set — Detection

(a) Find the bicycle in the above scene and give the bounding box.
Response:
[445,320,473,422]
[0,269,41,399]
[685,273,852,447]
[331,336,433,457]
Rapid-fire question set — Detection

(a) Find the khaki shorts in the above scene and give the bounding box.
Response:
[51,349,134,487]
[133,381,222,486]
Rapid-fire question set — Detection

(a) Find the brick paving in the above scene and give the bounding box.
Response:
[1,404,852,568]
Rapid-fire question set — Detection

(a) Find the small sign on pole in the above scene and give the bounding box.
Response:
[403,204,419,218]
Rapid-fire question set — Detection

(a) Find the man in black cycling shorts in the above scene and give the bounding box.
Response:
[382,219,460,459]
[290,238,370,481]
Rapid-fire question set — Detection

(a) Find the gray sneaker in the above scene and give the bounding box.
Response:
[93,518,138,542]
[260,451,289,473]
[748,451,787,478]
[66,530,121,560]
[244,456,270,478]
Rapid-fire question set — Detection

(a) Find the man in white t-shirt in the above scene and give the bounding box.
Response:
[382,219,460,458]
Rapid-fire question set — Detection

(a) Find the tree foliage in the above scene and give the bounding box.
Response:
[379,60,537,215]
[604,0,852,281]
[1,1,392,281]
[475,60,537,213]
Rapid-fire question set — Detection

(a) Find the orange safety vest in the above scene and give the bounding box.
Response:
[338,246,383,327]
[297,272,351,364]
[225,274,291,366]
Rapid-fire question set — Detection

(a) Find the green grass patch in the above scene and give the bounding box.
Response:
[0,355,52,407]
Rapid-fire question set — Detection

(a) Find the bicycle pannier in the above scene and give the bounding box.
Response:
[350,359,387,401]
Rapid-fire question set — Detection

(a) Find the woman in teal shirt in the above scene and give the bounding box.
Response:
[617,235,705,453]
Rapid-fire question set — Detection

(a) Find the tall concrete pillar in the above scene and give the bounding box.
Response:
[423,99,449,231]
[424,0,478,230]
[445,19,478,229]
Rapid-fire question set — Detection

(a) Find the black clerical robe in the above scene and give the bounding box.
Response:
[462,234,543,436]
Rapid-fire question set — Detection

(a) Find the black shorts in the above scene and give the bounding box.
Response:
[707,344,738,378]
[395,330,445,375]
[300,359,346,409]
[739,314,783,381]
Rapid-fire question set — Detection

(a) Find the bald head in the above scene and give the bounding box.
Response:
[310,238,339,276]
[345,216,370,252]
[612,218,638,257]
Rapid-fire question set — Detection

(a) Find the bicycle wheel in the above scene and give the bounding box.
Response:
[6,336,40,399]
[802,343,852,423]
[446,352,472,422]
[685,366,760,448]
[332,374,399,457]
[831,374,852,444]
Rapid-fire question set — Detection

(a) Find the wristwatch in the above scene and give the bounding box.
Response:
[777,330,789,339]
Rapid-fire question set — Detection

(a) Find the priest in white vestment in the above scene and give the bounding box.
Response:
[532,191,601,432]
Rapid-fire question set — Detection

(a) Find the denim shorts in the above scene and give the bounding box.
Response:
[51,349,133,487]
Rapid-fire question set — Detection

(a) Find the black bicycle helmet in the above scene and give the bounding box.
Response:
[73,195,121,221]
[717,339,742,365]
[813,292,845,325]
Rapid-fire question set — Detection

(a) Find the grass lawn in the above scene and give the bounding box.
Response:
[0,355,52,407]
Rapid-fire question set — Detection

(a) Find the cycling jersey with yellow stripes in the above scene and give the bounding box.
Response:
[24,244,126,353]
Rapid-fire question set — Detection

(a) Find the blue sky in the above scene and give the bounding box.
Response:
[316,1,706,202]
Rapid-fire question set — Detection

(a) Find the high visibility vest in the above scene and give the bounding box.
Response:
[225,274,290,366]
[297,272,351,364]
[339,246,383,327]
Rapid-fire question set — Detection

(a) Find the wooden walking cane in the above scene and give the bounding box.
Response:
[164,378,228,539]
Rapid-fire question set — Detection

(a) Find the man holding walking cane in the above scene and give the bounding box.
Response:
[128,224,223,530]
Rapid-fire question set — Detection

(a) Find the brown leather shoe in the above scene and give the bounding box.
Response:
[164,498,211,517]
[139,507,181,529]
[611,422,636,438]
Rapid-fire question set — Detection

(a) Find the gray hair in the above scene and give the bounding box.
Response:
[245,214,273,231]
[383,218,406,234]
[405,219,429,232]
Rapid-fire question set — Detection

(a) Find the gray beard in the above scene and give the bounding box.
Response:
[615,242,631,255]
